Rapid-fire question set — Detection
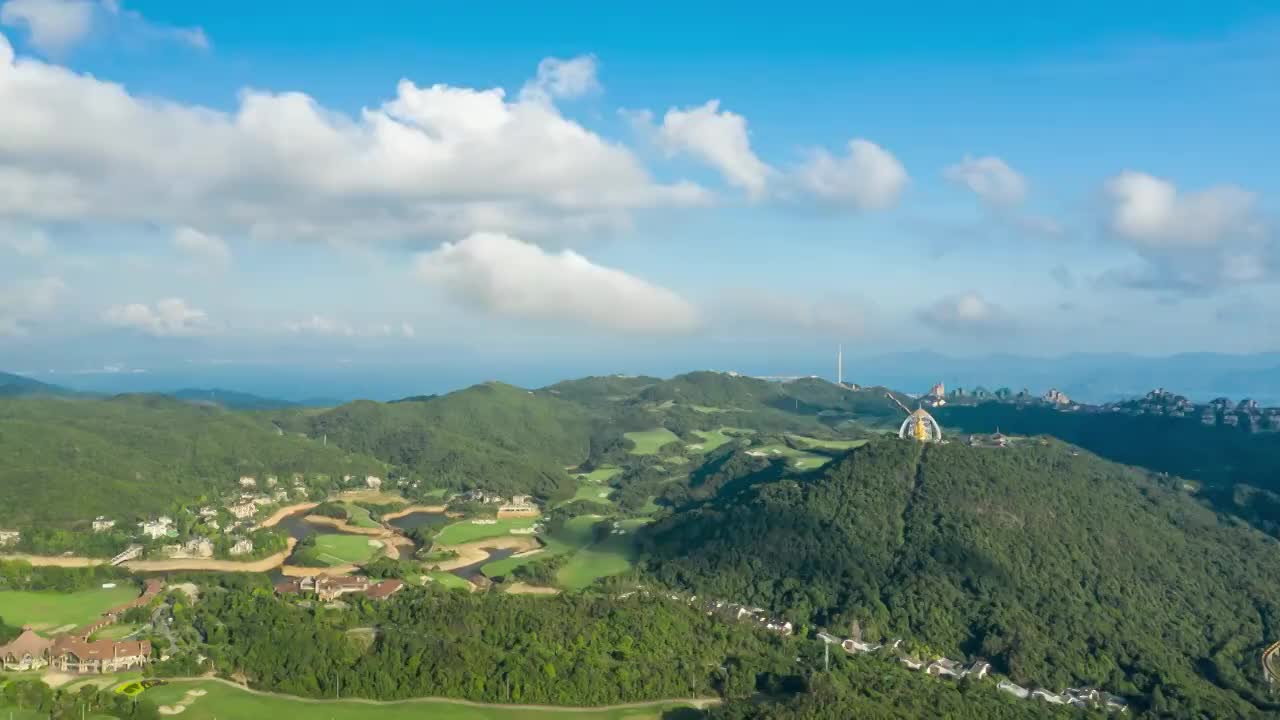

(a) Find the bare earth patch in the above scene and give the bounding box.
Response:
[504,582,561,595]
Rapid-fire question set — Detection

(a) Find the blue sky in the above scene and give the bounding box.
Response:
[0,0,1276,387]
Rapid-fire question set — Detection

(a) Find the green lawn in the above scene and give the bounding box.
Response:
[341,502,381,529]
[689,429,734,453]
[558,483,616,507]
[557,531,639,591]
[0,586,140,632]
[747,443,832,470]
[575,466,622,483]
[623,428,681,455]
[786,435,868,451]
[480,515,600,578]
[90,623,140,641]
[313,534,383,565]
[141,680,695,719]
[423,572,474,591]
[434,517,539,545]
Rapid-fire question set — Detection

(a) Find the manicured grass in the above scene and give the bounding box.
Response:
[424,572,474,591]
[786,435,868,451]
[313,534,383,565]
[480,515,600,578]
[0,586,140,632]
[341,502,381,529]
[557,531,638,591]
[90,623,140,641]
[575,466,622,483]
[623,428,681,455]
[747,444,832,470]
[141,680,698,719]
[559,483,616,507]
[434,517,539,545]
[689,429,734,452]
[420,487,449,499]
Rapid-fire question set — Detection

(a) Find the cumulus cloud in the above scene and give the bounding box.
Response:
[0,39,706,244]
[520,54,600,101]
[283,315,416,338]
[1104,170,1261,248]
[172,226,230,271]
[414,232,699,334]
[917,292,1013,335]
[0,0,207,55]
[793,139,908,210]
[636,100,772,199]
[104,297,210,336]
[0,275,63,336]
[1102,170,1271,289]
[944,155,1027,207]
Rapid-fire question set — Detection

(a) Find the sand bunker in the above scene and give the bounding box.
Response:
[158,688,206,715]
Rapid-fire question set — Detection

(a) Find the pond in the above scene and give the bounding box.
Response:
[385,510,447,533]
[441,548,517,580]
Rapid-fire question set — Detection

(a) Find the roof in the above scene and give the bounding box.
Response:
[0,629,54,658]
[52,635,150,660]
[365,579,405,599]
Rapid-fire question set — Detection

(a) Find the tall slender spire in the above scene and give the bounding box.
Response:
[837,344,843,386]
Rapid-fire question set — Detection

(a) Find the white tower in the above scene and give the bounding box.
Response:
[837,345,843,386]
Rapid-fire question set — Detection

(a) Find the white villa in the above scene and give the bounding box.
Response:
[239,476,257,488]
[228,502,257,520]
[92,517,116,532]
[0,529,20,546]
[366,475,382,489]
[229,538,254,556]
[137,518,174,540]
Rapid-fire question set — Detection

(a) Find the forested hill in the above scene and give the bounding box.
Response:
[0,371,74,397]
[935,402,1280,536]
[277,382,596,500]
[639,438,1280,717]
[0,394,382,525]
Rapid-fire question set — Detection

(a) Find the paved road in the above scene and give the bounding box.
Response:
[1264,641,1280,689]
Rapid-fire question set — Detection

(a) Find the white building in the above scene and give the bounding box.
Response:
[0,529,19,546]
[365,475,382,490]
[137,519,173,540]
[229,538,254,556]
[239,476,257,488]
[182,538,214,558]
[228,502,256,520]
[92,517,116,532]
[265,475,278,488]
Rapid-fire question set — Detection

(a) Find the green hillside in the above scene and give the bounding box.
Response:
[640,438,1280,718]
[0,371,74,398]
[0,394,381,525]
[935,402,1280,536]
[288,382,595,499]
[542,374,662,407]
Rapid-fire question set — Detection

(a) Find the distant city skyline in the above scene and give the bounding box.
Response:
[0,1,1277,373]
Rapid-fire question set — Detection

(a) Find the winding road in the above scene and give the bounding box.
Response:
[1264,641,1280,689]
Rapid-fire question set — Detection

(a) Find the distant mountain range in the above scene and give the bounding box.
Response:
[0,371,76,397]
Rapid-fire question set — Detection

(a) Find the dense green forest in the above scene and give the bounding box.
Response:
[0,394,382,524]
[173,586,796,705]
[640,438,1280,718]
[936,402,1280,535]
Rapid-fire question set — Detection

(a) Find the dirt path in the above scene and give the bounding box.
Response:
[260,502,319,528]
[163,676,720,712]
[0,553,106,567]
[1264,640,1280,688]
[280,563,359,577]
[429,537,542,571]
[122,538,297,572]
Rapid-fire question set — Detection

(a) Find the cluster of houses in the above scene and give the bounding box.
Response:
[817,629,1129,713]
[0,579,162,674]
[274,574,405,602]
[0,529,19,547]
[617,588,794,636]
[452,490,539,516]
[1104,389,1280,432]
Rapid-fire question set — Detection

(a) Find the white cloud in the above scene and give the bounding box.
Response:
[793,139,907,210]
[0,275,63,336]
[640,100,772,199]
[1104,170,1260,248]
[414,231,699,334]
[0,0,92,54]
[0,226,50,257]
[917,292,1012,335]
[0,39,707,244]
[283,315,418,339]
[104,297,210,336]
[944,155,1027,207]
[520,54,600,101]
[0,0,207,55]
[172,226,230,270]
[1102,170,1271,289]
